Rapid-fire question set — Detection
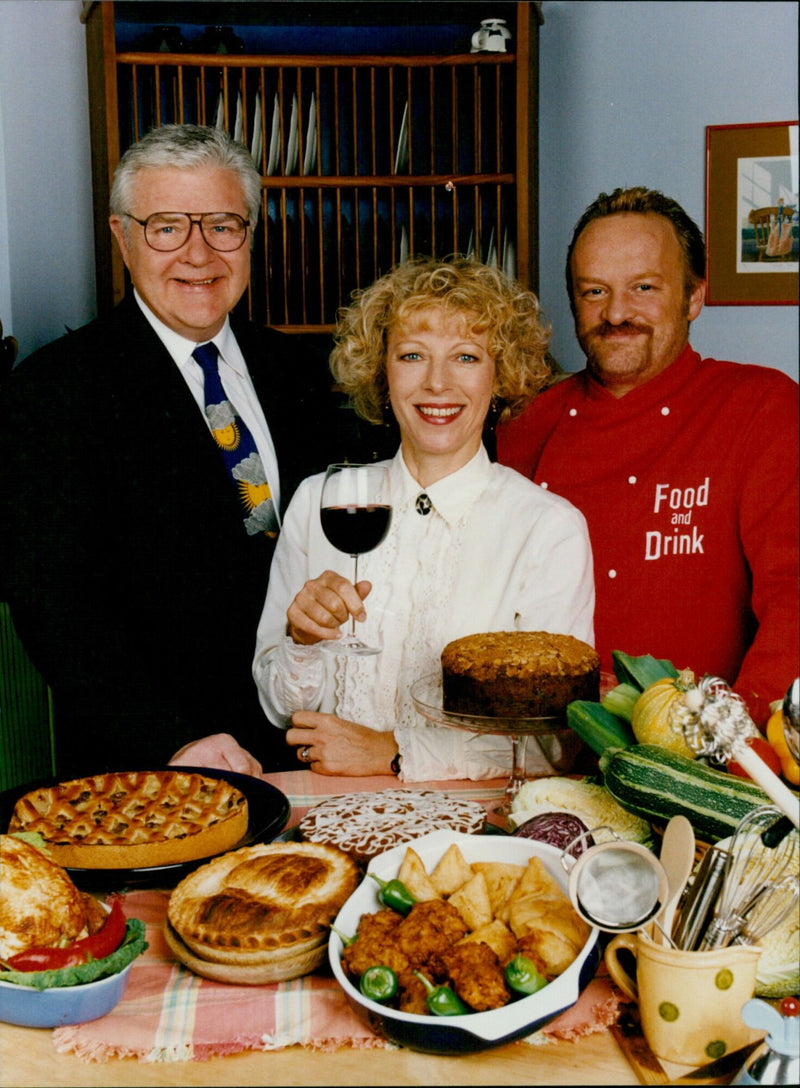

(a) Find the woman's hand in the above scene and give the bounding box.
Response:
[287,570,372,645]
[168,733,264,777]
[287,711,397,776]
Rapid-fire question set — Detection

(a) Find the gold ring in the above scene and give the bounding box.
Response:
[298,745,312,763]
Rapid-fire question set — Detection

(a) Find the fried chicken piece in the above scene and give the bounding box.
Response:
[441,940,511,1012]
[397,969,430,1015]
[516,933,552,980]
[395,899,469,971]
[340,908,409,979]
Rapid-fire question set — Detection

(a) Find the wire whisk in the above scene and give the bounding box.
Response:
[697,805,799,950]
[735,872,799,946]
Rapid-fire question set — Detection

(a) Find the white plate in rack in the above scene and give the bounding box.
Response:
[285,94,299,175]
[399,224,409,263]
[266,92,281,175]
[394,101,409,173]
[485,227,497,268]
[303,92,317,175]
[502,229,516,279]
[234,90,243,144]
[250,91,262,166]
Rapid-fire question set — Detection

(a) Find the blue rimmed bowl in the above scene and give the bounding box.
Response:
[329,829,601,1054]
[0,961,133,1028]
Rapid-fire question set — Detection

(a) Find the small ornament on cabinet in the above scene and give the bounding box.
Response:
[470,19,512,53]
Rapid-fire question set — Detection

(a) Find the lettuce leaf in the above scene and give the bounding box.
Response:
[8,831,52,855]
[0,918,147,990]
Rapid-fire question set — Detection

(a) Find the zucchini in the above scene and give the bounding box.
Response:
[598,743,774,842]
[567,700,635,756]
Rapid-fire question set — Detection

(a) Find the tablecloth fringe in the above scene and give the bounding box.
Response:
[52,1029,153,1064]
[52,1029,391,1064]
[261,1033,390,1053]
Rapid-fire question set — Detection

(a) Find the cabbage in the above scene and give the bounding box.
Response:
[754,910,800,999]
[510,777,654,846]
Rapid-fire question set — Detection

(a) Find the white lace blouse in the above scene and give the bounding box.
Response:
[252,447,595,781]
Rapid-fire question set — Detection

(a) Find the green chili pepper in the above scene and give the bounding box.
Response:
[329,925,356,947]
[413,971,469,1016]
[359,965,399,1003]
[505,954,548,996]
[368,873,415,915]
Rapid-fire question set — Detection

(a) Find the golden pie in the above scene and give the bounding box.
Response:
[7,770,249,869]
[166,841,359,982]
[0,835,92,959]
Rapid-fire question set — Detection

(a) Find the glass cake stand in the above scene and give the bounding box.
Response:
[410,674,581,815]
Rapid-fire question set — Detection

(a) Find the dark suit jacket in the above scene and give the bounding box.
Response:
[0,296,335,776]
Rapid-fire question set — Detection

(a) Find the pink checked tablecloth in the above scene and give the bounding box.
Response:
[52,772,623,1063]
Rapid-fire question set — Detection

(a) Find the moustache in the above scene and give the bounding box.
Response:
[590,321,652,338]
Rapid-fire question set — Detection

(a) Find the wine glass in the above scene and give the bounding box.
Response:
[319,463,392,656]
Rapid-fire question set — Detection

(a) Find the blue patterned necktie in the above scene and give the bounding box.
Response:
[192,342,278,537]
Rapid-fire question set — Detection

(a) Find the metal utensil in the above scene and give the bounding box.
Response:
[735,872,799,946]
[560,828,674,941]
[698,805,799,950]
[653,815,695,945]
[782,677,800,762]
[673,845,729,951]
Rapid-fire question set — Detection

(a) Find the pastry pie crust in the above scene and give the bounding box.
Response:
[8,770,249,869]
[163,918,328,985]
[167,841,360,965]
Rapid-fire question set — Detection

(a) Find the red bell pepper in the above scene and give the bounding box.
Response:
[727,735,782,780]
[6,897,127,972]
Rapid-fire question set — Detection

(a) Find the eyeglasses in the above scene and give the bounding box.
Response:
[123,212,250,252]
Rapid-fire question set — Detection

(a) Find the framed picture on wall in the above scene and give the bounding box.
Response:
[705,121,798,305]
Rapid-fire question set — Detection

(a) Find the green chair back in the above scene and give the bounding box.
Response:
[0,602,56,790]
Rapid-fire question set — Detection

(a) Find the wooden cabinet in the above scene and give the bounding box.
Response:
[83,2,541,334]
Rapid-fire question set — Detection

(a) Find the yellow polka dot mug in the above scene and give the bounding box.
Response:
[605,928,762,1065]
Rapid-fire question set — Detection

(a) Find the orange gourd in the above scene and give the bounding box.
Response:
[766,707,800,785]
[631,670,698,759]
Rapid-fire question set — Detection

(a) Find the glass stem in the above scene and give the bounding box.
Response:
[508,734,529,803]
[350,553,359,637]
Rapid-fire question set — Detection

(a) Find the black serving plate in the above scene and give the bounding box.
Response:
[0,766,290,890]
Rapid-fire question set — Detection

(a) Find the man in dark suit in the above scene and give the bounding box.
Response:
[0,124,333,777]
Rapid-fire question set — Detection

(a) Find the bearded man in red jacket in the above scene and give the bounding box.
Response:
[497,186,799,727]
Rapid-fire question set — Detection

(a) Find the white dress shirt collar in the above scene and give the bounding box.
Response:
[390,445,493,526]
[131,289,238,371]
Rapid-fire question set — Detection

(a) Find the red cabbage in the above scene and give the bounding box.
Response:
[512,812,594,855]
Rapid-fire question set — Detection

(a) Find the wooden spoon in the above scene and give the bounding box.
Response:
[654,815,696,945]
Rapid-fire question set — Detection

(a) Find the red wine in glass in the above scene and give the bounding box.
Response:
[319,463,392,655]
[319,505,391,556]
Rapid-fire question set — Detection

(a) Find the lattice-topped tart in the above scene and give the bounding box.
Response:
[7,770,249,869]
